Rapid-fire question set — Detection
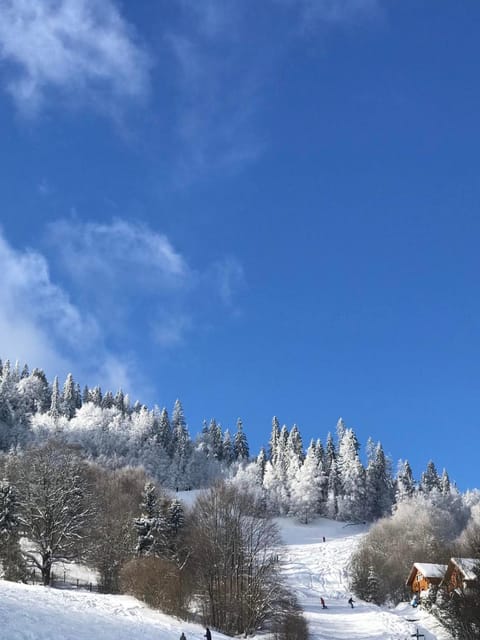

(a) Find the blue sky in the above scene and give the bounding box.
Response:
[0,0,479,490]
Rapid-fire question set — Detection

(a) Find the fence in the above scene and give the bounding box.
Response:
[27,568,99,592]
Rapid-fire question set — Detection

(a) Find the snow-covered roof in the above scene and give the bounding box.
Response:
[406,562,447,586]
[413,563,447,579]
[450,557,479,581]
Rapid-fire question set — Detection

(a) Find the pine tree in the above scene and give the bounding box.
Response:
[440,468,451,495]
[420,460,441,493]
[222,429,234,464]
[134,482,166,556]
[101,390,114,409]
[157,407,172,452]
[114,389,125,413]
[49,376,60,420]
[82,385,90,405]
[61,373,77,419]
[290,441,323,523]
[337,428,366,522]
[209,419,223,461]
[233,418,249,461]
[268,416,281,464]
[336,417,347,443]
[257,447,267,483]
[325,432,336,474]
[365,442,393,520]
[326,458,340,519]
[395,460,416,503]
[170,399,192,489]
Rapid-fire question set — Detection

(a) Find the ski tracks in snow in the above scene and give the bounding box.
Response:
[278,519,451,640]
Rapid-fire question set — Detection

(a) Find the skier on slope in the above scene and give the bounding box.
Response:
[348,597,355,608]
[320,597,327,609]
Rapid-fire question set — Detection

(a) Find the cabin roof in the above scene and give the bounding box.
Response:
[449,558,479,582]
[406,562,447,586]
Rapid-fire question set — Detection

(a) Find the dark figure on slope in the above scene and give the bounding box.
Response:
[320,597,327,609]
[205,627,212,640]
[180,634,186,640]
[348,597,355,608]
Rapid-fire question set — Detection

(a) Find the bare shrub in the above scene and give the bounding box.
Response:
[120,556,194,616]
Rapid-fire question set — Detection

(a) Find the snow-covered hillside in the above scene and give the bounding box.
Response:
[0,516,452,640]
[279,517,452,640]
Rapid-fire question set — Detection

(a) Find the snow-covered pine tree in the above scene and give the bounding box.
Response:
[233,418,249,461]
[257,447,267,483]
[209,419,223,461]
[326,458,340,519]
[365,442,394,520]
[134,482,163,556]
[337,428,366,522]
[157,407,172,452]
[170,399,192,489]
[290,440,323,523]
[48,376,60,420]
[325,431,336,474]
[440,468,451,495]
[420,460,441,494]
[395,460,416,504]
[101,390,115,409]
[336,417,347,443]
[61,373,77,419]
[90,386,102,407]
[222,429,234,464]
[114,389,125,413]
[268,416,281,465]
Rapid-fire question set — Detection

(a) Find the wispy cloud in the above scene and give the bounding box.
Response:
[168,0,385,182]
[0,227,102,382]
[168,2,265,182]
[47,217,244,344]
[0,221,245,395]
[276,0,383,26]
[0,0,150,116]
[48,218,188,291]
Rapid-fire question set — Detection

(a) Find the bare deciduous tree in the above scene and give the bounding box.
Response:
[190,483,285,636]
[8,441,93,585]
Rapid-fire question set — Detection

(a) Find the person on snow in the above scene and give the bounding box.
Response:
[320,597,327,609]
[204,627,212,640]
[180,634,186,640]
[348,597,355,608]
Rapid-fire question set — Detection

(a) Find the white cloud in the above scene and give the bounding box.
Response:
[0,221,244,397]
[0,227,98,377]
[48,218,188,291]
[0,0,150,115]
[47,217,243,343]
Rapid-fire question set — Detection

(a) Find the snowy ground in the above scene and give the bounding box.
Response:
[0,510,452,640]
[279,516,452,640]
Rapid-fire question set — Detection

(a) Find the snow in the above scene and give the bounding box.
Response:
[278,517,452,640]
[450,557,479,581]
[0,515,453,640]
[412,563,447,579]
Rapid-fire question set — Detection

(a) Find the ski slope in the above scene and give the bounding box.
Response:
[0,513,452,640]
[279,517,452,640]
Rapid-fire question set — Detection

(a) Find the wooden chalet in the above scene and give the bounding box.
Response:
[440,557,479,593]
[406,562,447,594]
